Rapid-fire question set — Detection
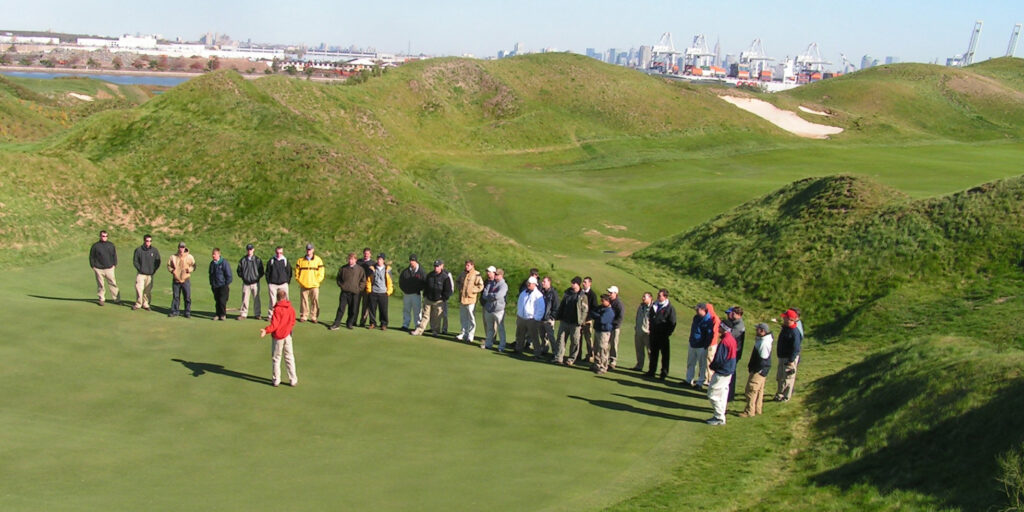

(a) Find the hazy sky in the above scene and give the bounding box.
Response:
[2,0,1023,65]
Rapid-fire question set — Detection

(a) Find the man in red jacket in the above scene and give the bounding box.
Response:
[260,289,298,387]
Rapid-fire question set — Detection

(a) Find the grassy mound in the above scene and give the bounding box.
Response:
[631,174,1024,337]
[774,59,1024,141]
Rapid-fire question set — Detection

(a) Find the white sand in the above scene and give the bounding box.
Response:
[67,92,94,102]
[798,105,831,116]
[720,96,843,139]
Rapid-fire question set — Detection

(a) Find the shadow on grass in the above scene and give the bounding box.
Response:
[171,358,273,386]
[807,347,1024,510]
[603,375,707,399]
[568,395,705,423]
[26,294,220,318]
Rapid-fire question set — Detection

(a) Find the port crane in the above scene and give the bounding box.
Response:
[1009,23,1022,57]
[651,32,682,73]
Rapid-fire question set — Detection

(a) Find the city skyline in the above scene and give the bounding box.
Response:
[2,0,1022,65]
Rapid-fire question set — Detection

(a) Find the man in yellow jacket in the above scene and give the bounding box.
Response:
[364,253,394,330]
[294,243,325,323]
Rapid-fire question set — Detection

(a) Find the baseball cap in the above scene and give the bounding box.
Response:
[781,309,799,320]
[433,259,443,267]
[178,242,186,248]
[486,265,497,273]
[607,286,619,294]
[527,276,538,285]
[377,253,386,260]
[409,254,418,262]
[695,302,707,310]
[306,243,314,250]
[755,322,772,334]
[246,243,254,250]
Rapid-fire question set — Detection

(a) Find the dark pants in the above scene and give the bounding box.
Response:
[368,292,389,327]
[333,291,359,328]
[648,333,670,377]
[171,280,191,315]
[359,291,371,326]
[212,285,230,318]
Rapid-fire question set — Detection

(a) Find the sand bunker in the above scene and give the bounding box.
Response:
[798,105,831,116]
[67,93,94,102]
[720,96,843,139]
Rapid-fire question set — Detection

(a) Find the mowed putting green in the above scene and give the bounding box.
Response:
[3,255,713,511]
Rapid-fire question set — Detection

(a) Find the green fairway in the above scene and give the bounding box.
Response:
[3,254,719,511]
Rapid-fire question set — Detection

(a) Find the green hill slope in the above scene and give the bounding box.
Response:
[630,174,1024,339]
[774,59,1024,141]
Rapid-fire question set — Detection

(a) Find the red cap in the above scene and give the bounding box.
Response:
[781,309,799,320]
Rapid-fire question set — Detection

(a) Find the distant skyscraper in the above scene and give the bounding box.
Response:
[513,42,523,56]
[639,45,653,69]
[885,56,900,65]
[861,54,875,70]
[607,48,617,64]
[586,47,600,60]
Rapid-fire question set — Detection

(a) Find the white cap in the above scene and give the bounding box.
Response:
[607,286,619,294]
[486,265,497,273]
[527,276,538,285]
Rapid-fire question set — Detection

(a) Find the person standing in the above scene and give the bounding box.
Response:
[330,253,365,330]
[774,309,803,402]
[294,243,325,323]
[455,260,485,342]
[590,294,615,374]
[236,243,264,320]
[580,277,598,362]
[209,248,233,321]
[89,230,120,306]
[357,247,374,327]
[538,276,560,356]
[167,242,196,318]
[399,254,425,330]
[365,253,393,330]
[706,322,738,426]
[631,292,653,371]
[606,286,625,369]
[647,289,677,380]
[264,246,291,320]
[724,306,747,400]
[514,276,545,354]
[480,266,508,351]
[410,260,453,336]
[740,323,774,418]
[557,277,588,366]
[131,234,160,311]
[260,288,298,387]
[686,303,715,389]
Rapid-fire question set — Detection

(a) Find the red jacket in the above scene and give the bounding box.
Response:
[265,299,296,339]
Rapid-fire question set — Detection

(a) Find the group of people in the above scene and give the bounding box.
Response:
[90,231,805,421]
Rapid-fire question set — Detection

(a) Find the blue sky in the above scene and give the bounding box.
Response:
[2,0,1022,65]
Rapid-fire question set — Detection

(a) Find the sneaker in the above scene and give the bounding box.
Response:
[328,325,340,331]
[167,312,178,318]
[236,316,245,321]
[142,306,150,311]
[183,313,191,318]
[565,359,574,366]
[409,330,421,336]
[272,381,280,387]
[132,304,141,311]
[455,334,464,341]
[298,318,306,323]
[630,366,643,371]
[289,381,297,387]
[738,412,751,418]
[98,300,105,307]
[706,418,726,426]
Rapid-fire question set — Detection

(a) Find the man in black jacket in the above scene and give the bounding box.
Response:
[265,246,292,320]
[410,260,453,337]
[538,276,560,356]
[724,306,746,400]
[607,285,625,369]
[399,254,426,330]
[89,230,120,306]
[647,288,677,380]
[132,234,160,310]
[330,252,365,330]
[357,247,374,327]
[580,276,598,361]
[236,244,264,320]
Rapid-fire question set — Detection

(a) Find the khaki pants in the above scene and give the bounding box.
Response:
[743,372,767,416]
[239,282,261,319]
[267,283,289,319]
[412,299,445,335]
[514,317,540,354]
[776,357,799,400]
[93,267,119,302]
[134,274,153,308]
[593,331,611,371]
[556,321,581,363]
[634,330,650,369]
[271,335,297,386]
[608,327,621,366]
[581,322,594,359]
[299,287,319,322]
[483,309,505,349]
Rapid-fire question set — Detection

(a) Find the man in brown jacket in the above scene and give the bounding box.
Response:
[167,242,197,318]
[455,259,485,342]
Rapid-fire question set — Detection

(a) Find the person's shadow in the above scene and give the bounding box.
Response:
[171,358,273,386]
